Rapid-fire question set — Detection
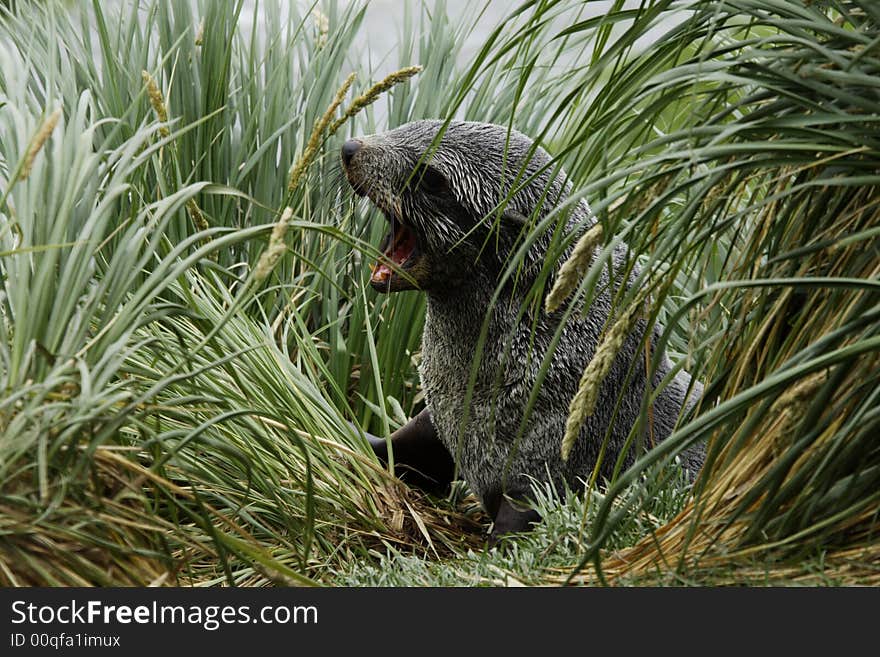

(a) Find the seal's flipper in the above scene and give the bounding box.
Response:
[488,495,541,545]
[363,408,455,496]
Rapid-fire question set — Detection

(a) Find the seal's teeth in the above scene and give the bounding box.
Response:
[370,263,392,284]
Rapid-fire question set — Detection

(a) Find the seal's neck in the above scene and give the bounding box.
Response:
[424,270,528,351]
[422,200,594,342]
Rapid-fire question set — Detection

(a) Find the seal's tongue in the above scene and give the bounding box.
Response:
[370,224,417,284]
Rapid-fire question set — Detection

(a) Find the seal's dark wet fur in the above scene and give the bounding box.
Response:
[343,120,704,538]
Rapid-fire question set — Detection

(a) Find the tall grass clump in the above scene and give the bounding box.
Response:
[0,0,498,586]
[468,0,879,584]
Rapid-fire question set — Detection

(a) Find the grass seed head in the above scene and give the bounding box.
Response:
[312,9,329,49]
[287,73,356,193]
[254,207,293,282]
[329,65,423,135]
[287,66,422,194]
[187,199,209,233]
[545,223,604,314]
[195,19,204,46]
[142,70,169,138]
[19,108,62,181]
[561,284,650,461]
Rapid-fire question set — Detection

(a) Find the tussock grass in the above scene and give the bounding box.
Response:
[0,0,482,586]
[517,0,880,585]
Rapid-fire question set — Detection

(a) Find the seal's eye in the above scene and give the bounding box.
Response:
[416,165,449,195]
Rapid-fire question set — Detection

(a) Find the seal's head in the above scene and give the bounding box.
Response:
[340,120,565,293]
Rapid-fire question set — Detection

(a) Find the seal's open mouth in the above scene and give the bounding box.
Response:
[341,146,428,292]
[369,215,422,290]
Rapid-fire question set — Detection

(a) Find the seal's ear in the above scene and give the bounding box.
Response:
[500,209,532,230]
[484,208,532,236]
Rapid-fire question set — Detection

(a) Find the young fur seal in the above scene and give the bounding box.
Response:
[341,120,704,540]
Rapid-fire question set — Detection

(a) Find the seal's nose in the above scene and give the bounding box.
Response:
[341,139,362,166]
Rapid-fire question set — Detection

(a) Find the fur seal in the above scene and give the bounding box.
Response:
[341,120,704,540]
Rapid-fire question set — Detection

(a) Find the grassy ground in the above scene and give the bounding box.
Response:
[1,0,877,586]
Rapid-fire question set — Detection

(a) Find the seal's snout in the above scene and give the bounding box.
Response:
[341,139,362,166]
[340,138,368,197]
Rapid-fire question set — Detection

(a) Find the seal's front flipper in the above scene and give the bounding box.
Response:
[488,495,541,545]
[362,408,455,496]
